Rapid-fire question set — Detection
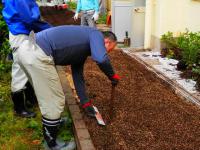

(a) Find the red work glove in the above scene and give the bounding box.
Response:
[110,74,120,86]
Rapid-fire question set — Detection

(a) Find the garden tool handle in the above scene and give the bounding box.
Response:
[110,85,116,121]
[110,85,115,102]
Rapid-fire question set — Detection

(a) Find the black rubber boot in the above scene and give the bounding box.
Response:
[24,81,38,108]
[11,91,36,118]
[42,117,76,150]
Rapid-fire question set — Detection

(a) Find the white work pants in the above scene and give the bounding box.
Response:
[9,33,29,92]
[13,33,65,119]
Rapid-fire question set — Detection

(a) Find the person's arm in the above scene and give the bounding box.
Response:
[76,0,82,13]
[16,0,52,32]
[94,0,99,13]
[89,31,115,78]
[89,31,120,86]
[16,0,40,24]
[71,63,88,105]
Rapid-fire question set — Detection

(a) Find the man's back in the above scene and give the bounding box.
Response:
[36,25,107,65]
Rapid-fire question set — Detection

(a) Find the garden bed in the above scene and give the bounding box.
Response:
[40,6,80,26]
[80,49,200,150]
[40,7,200,149]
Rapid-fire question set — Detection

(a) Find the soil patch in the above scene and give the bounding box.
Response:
[82,49,200,150]
[40,6,80,26]
[40,8,200,149]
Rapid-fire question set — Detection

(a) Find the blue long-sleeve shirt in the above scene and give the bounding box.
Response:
[2,0,52,35]
[36,25,114,103]
[76,0,99,13]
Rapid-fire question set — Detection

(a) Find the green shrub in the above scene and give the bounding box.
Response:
[96,12,107,24]
[177,31,200,68]
[67,1,77,10]
[161,32,181,59]
[161,31,178,49]
[0,5,12,73]
[161,30,200,68]
[162,30,200,88]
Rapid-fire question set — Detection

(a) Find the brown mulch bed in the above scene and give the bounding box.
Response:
[40,6,80,26]
[40,8,200,150]
[82,49,200,150]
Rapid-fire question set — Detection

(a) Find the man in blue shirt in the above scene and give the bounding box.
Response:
[73,0,99,27]
[15,25,119,149]
[2,0,52,118]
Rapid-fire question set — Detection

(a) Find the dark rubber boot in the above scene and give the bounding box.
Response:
[24,81,38,108]
[42,117,76,150]
[11,91,36,118]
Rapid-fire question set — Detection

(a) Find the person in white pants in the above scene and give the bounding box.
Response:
[2,0,52,118]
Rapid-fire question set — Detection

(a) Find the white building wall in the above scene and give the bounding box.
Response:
[184,0,200,32]
[148,0,200,50]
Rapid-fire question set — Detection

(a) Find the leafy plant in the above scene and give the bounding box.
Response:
[192,66,200,75]
[161,31,178,49]
[96,12,107,24]
[0,5,12,73]
[162,30,200,89]
[67,1,77,10]
[177,31,200,68]
[161,32,181,59]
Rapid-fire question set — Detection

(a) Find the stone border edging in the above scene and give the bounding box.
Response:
[126,52,200,107]
[56,66,96,150]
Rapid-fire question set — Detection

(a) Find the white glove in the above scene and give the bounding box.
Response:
[92,12,99,21]
[73,13,79,21]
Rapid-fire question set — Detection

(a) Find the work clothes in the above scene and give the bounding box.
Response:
[81,10,96,27]
[13,33,65,119]
[2,0,52,92]
[75,0,99,27]
[2,0,51,35]
[15,25,115,120]
[36,25,115,104]
[9,33,29,92]
[76,0,99,13]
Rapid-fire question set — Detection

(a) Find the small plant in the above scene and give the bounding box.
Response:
[161,32,181,59]
[0,5,12,73]
[96,12,107,24]
[177,31,200,68]
[161,31,177,49]
[192,66,200,75]
[162,30,200,89]
[67,1,77,10]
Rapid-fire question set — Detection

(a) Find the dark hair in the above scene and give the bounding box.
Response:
[102,31,117,42]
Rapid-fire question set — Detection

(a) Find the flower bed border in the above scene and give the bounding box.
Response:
[123,49,200,107]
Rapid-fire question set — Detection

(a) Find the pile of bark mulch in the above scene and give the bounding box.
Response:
[82,49,200,150]
[40,6,80,26]
[40,7,200,149]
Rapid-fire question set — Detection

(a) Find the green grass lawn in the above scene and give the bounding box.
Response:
[0,71,74,149]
